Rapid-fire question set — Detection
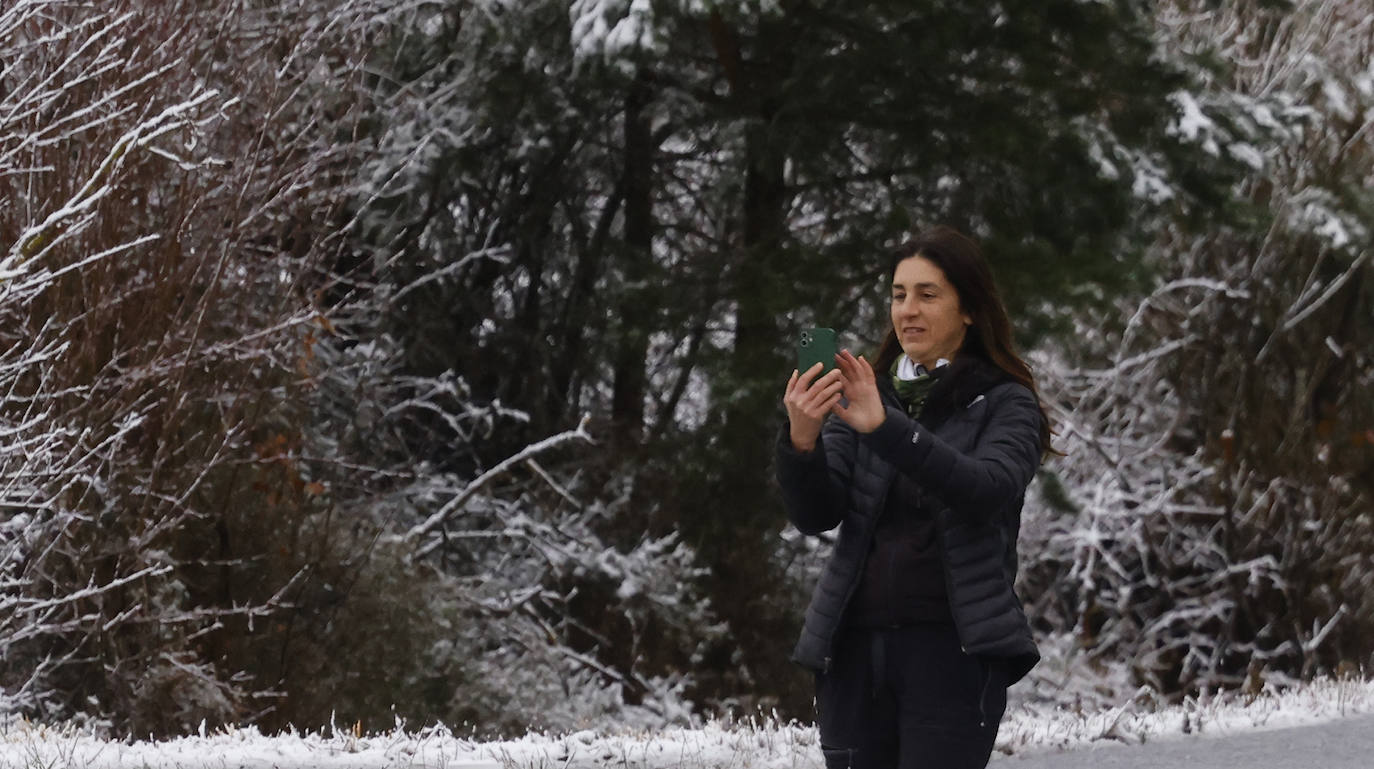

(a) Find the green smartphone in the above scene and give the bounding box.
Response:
[797,327,838,377]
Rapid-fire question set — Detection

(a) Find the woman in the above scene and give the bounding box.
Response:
[776,225,1051,769]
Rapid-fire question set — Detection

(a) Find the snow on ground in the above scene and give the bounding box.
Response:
[999,675,1374,754]
[2,677,1373,769]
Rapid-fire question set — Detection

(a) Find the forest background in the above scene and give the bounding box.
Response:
[1,0,1371,740]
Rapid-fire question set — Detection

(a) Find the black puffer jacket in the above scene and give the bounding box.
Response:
[776,355,1042,683]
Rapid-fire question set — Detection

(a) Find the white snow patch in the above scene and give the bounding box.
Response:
[570,0,659,63]
[1321,78,1354,121]
[1087,138,1120,180]
[1001,676,1374,756]
[1300,202,1353,249]
[1169,91,1215,146]
[3,677,1374,767]
[1227,141,1265,170]
[1127,151,1175,204]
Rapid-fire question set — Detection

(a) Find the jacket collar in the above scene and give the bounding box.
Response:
[879,354,1011,428]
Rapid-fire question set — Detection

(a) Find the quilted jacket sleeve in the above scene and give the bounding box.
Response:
[775,416,856,535]
[860,382,1043,519]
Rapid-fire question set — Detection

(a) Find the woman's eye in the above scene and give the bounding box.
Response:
[922,293,937,300]
[892,294,905,302]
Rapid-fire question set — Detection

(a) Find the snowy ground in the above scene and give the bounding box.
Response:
[2,676,1372,768]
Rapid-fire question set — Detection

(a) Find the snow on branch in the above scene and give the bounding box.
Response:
[1256,249,1371,361]
[407,414,595,545]
[9,87,222,263]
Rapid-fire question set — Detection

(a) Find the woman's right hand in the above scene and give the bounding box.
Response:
[783,362,844,452]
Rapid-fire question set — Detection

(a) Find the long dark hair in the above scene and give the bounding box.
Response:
[874,225,1056,456]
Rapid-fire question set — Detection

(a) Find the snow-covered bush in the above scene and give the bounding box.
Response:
[0,0,375,734]
[1,0,724,736]
[296,260,726,734]
[1020,0,1374,700]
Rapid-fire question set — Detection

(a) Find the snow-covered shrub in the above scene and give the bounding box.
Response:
[1020,0,1374,700]
[1,0,723,736]
[292,284,726,734]
[0,0,375,734]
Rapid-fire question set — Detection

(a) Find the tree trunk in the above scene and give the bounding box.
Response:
[611,70,657,445]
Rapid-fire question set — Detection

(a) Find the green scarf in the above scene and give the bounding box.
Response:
[890,356,940,417]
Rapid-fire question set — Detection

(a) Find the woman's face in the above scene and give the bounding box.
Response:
[890,255,972,369]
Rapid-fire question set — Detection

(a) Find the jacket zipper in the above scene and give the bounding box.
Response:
[976,658,991,728]
[931,501,971,653]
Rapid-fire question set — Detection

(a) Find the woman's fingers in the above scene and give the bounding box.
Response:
[833,352,857,390]
[785,365,846,426]
[835,350,877,387]
[803,367,842,396]
[833,350,852,376]
[836,351,862,384]
[818,392,842,414]
[854,354,874,385]
[797,361,826,390]
[789,366,835,400]
[836,349,868,380]
[800,377,844,414]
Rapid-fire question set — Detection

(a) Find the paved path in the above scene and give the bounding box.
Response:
[992,713,1374,768]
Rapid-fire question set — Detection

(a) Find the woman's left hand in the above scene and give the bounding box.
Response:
[832,350,886,433]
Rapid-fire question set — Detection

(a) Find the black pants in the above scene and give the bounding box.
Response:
[814,624,1007,769]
